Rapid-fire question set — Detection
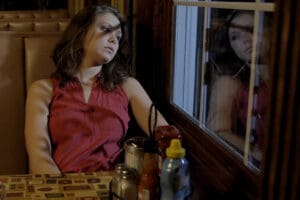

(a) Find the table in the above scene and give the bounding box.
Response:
[0,171,114,200]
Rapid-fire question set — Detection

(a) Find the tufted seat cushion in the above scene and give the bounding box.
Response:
[17,13,34,18]
[0,10,69,19]
[49,11,69,18]
[33,12,50,18]
[0,20,69,32]
[1,13,18,19]
[34,21,59,32]
[0,22,8,30]
[58,21,69,31]
[9,22,33,31]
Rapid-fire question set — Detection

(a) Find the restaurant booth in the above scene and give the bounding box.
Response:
[0,0,299,200]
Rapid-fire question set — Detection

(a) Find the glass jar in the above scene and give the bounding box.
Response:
[110,163,139,200]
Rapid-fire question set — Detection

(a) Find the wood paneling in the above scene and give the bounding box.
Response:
[261,0,300,199]
[141,0,300,199]
[150,1,258,199]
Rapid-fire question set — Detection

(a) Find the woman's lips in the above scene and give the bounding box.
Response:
[104,46,114,54]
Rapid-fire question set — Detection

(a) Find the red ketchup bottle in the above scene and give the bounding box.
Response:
[155,125,181,174]
[138,139,160,200]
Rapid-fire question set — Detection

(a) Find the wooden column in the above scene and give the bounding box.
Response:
[261,0,300,199]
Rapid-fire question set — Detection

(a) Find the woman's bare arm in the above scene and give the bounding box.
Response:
[122,77,168,135]
[206,75,241,132]
[25,79,61,174]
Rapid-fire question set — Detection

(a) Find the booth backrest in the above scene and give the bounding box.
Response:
[0,33,61,174]
[0,34,26,175]
[0,19,70,32]
[0,10,69,19]
[25,36,60,89]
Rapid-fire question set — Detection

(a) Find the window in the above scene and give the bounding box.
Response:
[171,0,274,171]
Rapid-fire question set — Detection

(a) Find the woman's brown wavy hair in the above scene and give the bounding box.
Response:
[51,5,131,90]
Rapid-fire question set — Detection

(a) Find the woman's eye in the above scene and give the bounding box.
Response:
[230,33,239,41]
[100,26,111,32]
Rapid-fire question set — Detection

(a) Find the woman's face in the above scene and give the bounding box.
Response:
[228,13,254,62]
[82,12,122,67]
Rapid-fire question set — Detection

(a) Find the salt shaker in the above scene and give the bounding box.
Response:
[110,163,139,200]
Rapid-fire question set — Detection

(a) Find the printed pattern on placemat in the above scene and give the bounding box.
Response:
[0,171,114,199]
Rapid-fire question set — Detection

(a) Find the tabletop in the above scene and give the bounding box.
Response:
[0,171,114,200]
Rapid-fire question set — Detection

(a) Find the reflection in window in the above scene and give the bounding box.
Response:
[171,0,274,170]
[205,10,272,168]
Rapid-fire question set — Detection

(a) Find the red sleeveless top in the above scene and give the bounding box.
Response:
[236,82,267,147]
[48,77,130,172]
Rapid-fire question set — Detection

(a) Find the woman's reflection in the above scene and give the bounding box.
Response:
[206,11,271,166]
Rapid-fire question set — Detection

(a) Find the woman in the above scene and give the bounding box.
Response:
[25,5,168,174]
[206,11,270,159]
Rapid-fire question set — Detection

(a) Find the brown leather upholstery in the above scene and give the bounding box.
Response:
[17,13,34,19]
[0,19,70,32]
[1,13,17,19]
[34,22,59,32]
[58,21,69,32]
[0,34,27,175]
[9,22,33,31]
[49,10,69,18]
[0,22,8,30]
[0,10,69,19]
[0,10,67,174]
[0,32,62,174]
[33,12,50,19]
[25,36,60,89]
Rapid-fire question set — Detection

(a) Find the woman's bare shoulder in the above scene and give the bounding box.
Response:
[213,75,241,86]
[212,75,241,94]
[122,77,139,86]
[27,79,53,101]
[121,77,141,98]
[29,79,52,91]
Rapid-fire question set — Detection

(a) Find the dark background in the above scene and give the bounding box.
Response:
[0,0,67,10]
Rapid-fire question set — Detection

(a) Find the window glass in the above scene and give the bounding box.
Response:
[205,9,254,160]
[204,9,272,168]
[249,11,272,166]
[171,0,274,170]
[171,5,204,119]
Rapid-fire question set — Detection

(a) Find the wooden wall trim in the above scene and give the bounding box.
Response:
[261,0,300,199]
